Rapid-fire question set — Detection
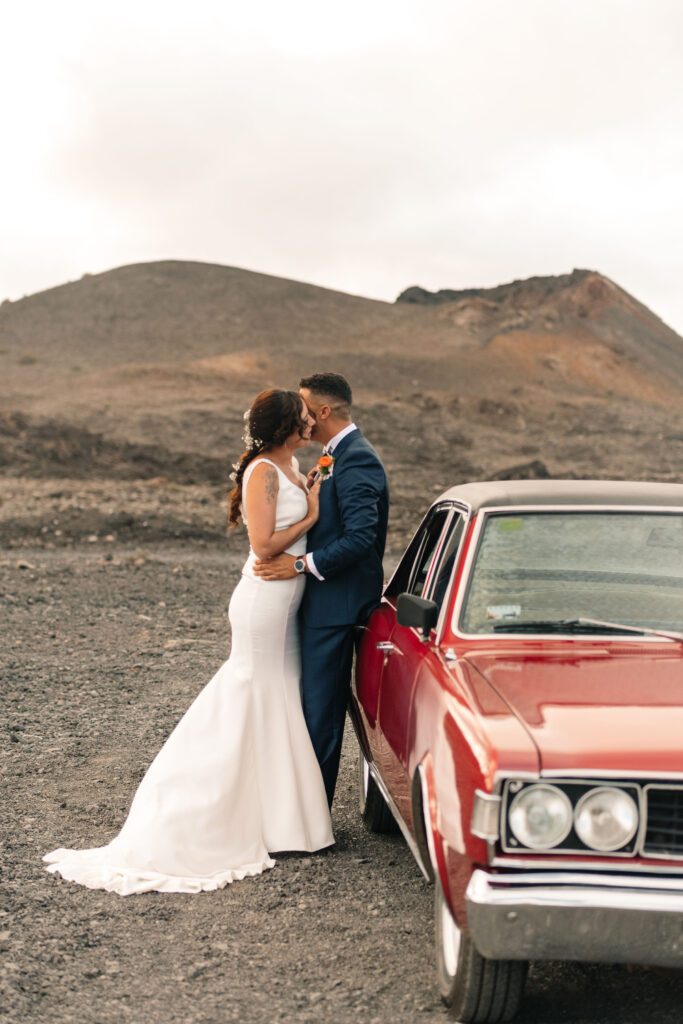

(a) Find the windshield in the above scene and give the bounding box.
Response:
[459,511,683,635]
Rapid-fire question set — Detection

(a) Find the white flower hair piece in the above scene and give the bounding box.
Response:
[241,408,262,449]
[242,426,263,451]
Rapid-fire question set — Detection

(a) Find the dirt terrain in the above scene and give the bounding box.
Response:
[2,262,683,1023]
[4,535,683,1024]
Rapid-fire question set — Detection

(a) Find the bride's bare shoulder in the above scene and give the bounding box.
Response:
[244,460,279,504]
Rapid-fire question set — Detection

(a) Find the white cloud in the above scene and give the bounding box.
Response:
[1,0,682,333]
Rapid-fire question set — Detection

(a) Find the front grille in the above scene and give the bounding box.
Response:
[644,787,683,856]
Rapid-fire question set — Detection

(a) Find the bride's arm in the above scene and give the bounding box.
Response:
[244,463,319,559]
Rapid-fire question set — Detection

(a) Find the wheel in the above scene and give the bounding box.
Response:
[435,879,527,1023]
[357,745,398,833]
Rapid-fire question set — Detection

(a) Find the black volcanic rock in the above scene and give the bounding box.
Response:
[396,269,594,306]
[490,459,552,480]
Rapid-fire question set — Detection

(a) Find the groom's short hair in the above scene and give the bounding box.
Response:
[299,372,352,408]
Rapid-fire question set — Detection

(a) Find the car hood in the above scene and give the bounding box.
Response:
[464,643,683,774]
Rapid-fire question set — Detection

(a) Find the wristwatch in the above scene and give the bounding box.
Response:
[294,557,307,574]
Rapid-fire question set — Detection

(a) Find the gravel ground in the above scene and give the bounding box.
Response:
[4,536,683,1024]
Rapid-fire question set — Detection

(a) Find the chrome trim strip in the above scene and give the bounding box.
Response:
[366,759,431,882]
[422,507,456,598]
[449,504,683,641]
[540,768,683,780]
[462,504,683,515]
[433,510,471,645]
[490,856,683,875]
[474,869,683,892]
[506,775,646,790]
[451,500,474,516]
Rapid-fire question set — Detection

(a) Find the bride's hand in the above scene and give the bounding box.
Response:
[306,479,321,522]
[306,466,319,489]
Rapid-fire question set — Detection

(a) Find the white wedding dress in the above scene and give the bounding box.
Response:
[44,458,334,894]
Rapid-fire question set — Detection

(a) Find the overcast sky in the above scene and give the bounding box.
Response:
[2,0,682,334]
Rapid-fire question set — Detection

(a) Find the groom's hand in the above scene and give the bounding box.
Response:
[252,553,299,580]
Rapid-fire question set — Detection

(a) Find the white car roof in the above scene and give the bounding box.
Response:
[436,479,683,513]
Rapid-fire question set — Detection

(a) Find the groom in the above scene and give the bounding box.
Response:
[253,372,389,806]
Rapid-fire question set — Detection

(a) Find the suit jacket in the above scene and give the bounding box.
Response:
[299,428,389,628]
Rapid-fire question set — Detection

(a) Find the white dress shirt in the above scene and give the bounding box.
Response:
[305,423,357,580]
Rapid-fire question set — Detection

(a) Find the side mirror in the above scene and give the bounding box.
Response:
[397,593,439,638]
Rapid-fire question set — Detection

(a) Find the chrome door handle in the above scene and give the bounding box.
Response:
[376,641,402,655]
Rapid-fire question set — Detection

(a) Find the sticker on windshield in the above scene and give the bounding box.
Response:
[486,604,522,619]
[498,518,523,531]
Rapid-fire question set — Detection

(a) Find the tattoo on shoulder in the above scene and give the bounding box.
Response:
[264,467,279,504]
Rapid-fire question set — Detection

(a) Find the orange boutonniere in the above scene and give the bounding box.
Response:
[317,454,335,477]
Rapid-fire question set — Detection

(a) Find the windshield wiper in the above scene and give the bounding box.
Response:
[492,619,623,634]
[572,617,683,644]
[492,617,683,643]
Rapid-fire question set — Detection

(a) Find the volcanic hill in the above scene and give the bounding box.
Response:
[1,260,682,549]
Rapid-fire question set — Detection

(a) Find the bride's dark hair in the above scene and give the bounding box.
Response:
[228,388,306,527]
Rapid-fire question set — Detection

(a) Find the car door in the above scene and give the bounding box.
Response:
[353,601,396,763]
[376,505,458,826]
[352,510,435,766]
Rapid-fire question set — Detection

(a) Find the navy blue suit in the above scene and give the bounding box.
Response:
[300,428,389,806]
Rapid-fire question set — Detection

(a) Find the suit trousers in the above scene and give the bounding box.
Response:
[300,623,356,807]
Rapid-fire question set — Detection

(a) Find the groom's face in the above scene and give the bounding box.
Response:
[299,387,328,443]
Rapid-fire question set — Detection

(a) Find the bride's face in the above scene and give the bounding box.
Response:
[287,401,315,449]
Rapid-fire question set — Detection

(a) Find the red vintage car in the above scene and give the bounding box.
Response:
[350,480,683,1023]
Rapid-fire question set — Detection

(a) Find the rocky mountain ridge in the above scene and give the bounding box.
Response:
[1,260,681,550]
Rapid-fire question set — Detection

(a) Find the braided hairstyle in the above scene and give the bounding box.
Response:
[228,389,307,527]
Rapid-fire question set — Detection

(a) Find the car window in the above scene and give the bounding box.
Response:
[426,515,465,611]
[384,526,425,596]
[406,508,451,597]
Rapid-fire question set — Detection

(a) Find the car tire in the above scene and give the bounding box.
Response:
[358,746,398,833]
[435,879,527,1023]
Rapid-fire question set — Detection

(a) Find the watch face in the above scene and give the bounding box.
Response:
[294,558,305,573]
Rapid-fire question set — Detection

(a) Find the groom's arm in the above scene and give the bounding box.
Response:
[308,454,385,579]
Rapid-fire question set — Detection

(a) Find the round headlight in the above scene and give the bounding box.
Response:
[574,787,638,851]
[508,784,573,850]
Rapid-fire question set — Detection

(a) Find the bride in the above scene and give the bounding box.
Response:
[44,388,334,894]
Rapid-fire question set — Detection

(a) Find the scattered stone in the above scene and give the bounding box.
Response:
[490,459,551,480]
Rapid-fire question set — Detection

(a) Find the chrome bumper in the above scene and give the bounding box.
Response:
[466,869,683,968]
